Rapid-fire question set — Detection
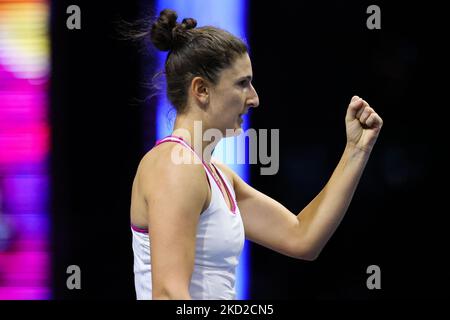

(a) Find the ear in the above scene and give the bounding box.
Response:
[190,76,209,106]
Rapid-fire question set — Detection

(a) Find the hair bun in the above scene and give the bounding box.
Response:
[180,18,197,30]
[150,9,178,51]
[150,9,197,51]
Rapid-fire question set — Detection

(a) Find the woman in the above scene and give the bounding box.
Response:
[130,9,383,300]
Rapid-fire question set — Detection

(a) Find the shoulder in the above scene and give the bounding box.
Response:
[137,143,208,202]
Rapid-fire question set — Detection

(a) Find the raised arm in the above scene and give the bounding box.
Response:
[138,144,208,299]
[217,96,383,261]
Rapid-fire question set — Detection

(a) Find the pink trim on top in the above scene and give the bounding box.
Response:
[156,136,213,191]
[211,162,237,213]
[154,135,237,214]
[155,135,183,147]
[131,224,148,234]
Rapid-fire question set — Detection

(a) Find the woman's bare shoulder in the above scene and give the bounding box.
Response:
[137,143,207,196]
[137,142,186,174]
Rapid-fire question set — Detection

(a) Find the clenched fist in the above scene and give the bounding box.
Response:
[345,96,383,153]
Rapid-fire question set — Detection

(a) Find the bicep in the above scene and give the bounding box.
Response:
[233,173,309,259]
[140,156,207,298]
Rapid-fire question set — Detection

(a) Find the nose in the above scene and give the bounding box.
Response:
[247,83,260,109]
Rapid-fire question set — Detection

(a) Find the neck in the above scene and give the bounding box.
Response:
[171,114,222,164]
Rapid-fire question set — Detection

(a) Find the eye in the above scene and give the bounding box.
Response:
[238,79,249,87]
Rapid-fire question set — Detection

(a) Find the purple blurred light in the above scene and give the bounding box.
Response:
[0,0,50,300]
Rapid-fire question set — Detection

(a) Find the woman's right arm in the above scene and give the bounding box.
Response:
[138,147,208,299]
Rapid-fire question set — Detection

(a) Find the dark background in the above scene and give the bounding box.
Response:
[51,0,448,299]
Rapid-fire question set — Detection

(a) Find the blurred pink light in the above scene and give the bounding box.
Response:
[0,0,50,300]
[0,124,49,164]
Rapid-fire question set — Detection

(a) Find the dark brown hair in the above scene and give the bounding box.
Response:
[150,9,248,113]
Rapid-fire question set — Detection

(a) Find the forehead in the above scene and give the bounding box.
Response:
[220,53,252,79]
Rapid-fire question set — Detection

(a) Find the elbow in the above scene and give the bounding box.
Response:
[293,242,320,261]
[152,285,191,300]
[153,291,191,300]
[298,249,319,261]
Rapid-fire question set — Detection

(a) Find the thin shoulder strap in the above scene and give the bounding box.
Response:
[154,135,237,214]
[154,135,212,186]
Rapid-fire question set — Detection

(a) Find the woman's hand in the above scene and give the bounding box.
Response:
[345,96,383,153]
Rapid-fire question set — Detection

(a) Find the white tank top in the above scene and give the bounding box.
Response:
[131,135,245,300]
